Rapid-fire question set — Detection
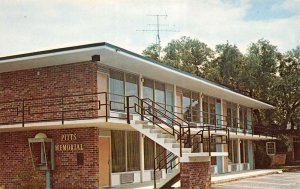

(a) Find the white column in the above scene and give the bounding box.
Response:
[140,133,144,182]
[139,74,143,99]
[237,138,241,171]
[220,99,226,172]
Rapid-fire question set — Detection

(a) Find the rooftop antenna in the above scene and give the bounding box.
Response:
[137,13,177,58]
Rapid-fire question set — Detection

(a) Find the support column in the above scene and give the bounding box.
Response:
[140,134,145,182]
[181,160,211,189]
[237,138,241,171]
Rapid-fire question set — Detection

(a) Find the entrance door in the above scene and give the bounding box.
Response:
[97,72,108,117]
[99,137,110,187]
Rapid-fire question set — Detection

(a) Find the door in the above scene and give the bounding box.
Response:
[97,72,108,117]
[294,142,300,161]
[99,137,110,187]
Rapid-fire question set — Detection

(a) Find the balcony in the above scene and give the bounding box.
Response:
[0,92,275,139]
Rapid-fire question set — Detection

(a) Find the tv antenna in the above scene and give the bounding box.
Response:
[137,13,177,58]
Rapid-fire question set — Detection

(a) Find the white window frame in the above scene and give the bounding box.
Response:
[266,142,276,155]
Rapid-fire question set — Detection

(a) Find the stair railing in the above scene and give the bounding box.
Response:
[153,149,179,189]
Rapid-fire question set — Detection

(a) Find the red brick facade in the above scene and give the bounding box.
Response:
[0,127,99,189]
[0,62,98,125]
[181,161,211,189]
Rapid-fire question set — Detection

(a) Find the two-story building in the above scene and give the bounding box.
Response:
[0,42,274,189]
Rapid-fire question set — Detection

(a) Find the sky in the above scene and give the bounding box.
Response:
[0,0,299,57]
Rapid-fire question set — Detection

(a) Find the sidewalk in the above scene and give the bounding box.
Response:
[112,169,282,188]
[212,169,283,184]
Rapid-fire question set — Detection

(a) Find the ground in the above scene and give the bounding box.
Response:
[212,172,300,189]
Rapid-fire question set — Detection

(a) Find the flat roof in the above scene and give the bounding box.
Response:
[0,42,274,109]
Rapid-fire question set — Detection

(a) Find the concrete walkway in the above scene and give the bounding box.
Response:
[111,169,282,188]
[211,169,283,184]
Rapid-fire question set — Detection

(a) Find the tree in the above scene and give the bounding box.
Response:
[142,43,160,61]
[162,36,214,75]
[271,52,300,130]
[201,42,244,90]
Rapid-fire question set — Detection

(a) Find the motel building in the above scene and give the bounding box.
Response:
[0,42,275,189]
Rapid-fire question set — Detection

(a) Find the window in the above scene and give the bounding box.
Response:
[182,89,191,121]
[226,102,238,129]
[240,140,249,163]
[109,69,125,111]
[239,106,247,129]
[127,131,140,171]
[144,137,155,170]
[228,140,233,163]
[203,141,216,165]
[143,78,154,101]
[111,130,140,173]
[266,142,276,155]
[111,130,126,172]
[191,92,200,122]
[233,139,239,163]
[203,96,209,124]
[155,81,165,113]
[109,69,139,112]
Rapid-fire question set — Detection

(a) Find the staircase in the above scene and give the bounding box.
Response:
[131,120,191,156]
[126,95,229,188]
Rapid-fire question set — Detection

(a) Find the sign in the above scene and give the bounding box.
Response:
[55,133,83,152]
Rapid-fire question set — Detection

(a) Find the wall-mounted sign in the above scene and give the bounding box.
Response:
[55,133,83,152]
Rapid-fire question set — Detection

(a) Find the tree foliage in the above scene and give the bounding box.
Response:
[142,37,300,131]
[162,36,214,75]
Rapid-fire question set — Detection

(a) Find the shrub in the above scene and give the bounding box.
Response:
[15,169,44,189]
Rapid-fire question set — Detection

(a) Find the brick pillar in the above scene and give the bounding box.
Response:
[180,161,211,189]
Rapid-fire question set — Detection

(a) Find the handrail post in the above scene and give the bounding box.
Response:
[105,92,108,122]
[153,159,156,189]
[180,127,182,157]
[208,126,211,156]
[22,99,25,127]
[141,99,144,121]
[126,96,130,124]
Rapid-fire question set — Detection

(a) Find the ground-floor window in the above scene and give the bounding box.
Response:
[203,141,216,165]
[233,139,239,163]
[266,142,276,155]
[240,140,249,163]
[144,136,155,170]
[111,130,140,173]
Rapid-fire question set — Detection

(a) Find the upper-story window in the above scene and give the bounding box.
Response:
[225,101,238,129]
[239,106,248,130]
[109,69,139,111]
[176,88,199,122]
[142,78,174,114]
[202,95,217,125]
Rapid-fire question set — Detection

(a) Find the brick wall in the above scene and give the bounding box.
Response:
[181,161,211,189]
[0,62,98,125]
[0,127,99,189]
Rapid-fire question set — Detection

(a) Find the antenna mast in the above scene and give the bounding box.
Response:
[137,13,177,58]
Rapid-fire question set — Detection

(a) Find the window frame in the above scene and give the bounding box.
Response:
[266,142,276,155]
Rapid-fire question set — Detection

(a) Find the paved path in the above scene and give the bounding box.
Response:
[212,172,300,189]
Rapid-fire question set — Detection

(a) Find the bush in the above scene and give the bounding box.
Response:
[15,169,44,189]
[254,141,272,168]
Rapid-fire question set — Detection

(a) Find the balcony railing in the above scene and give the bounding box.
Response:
[0,92,275,138]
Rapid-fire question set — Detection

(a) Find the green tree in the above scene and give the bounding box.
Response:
[202,42,244,90]
[162,36,214,75]
[142,43,160,61]
[271,52,300,130]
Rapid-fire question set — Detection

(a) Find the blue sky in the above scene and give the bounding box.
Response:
[244,0,296,20]
[0,0,299,56]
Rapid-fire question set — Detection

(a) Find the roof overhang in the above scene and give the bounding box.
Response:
[0,42,274,109]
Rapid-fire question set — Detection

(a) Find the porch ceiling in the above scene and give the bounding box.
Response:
[0,42,274,109]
